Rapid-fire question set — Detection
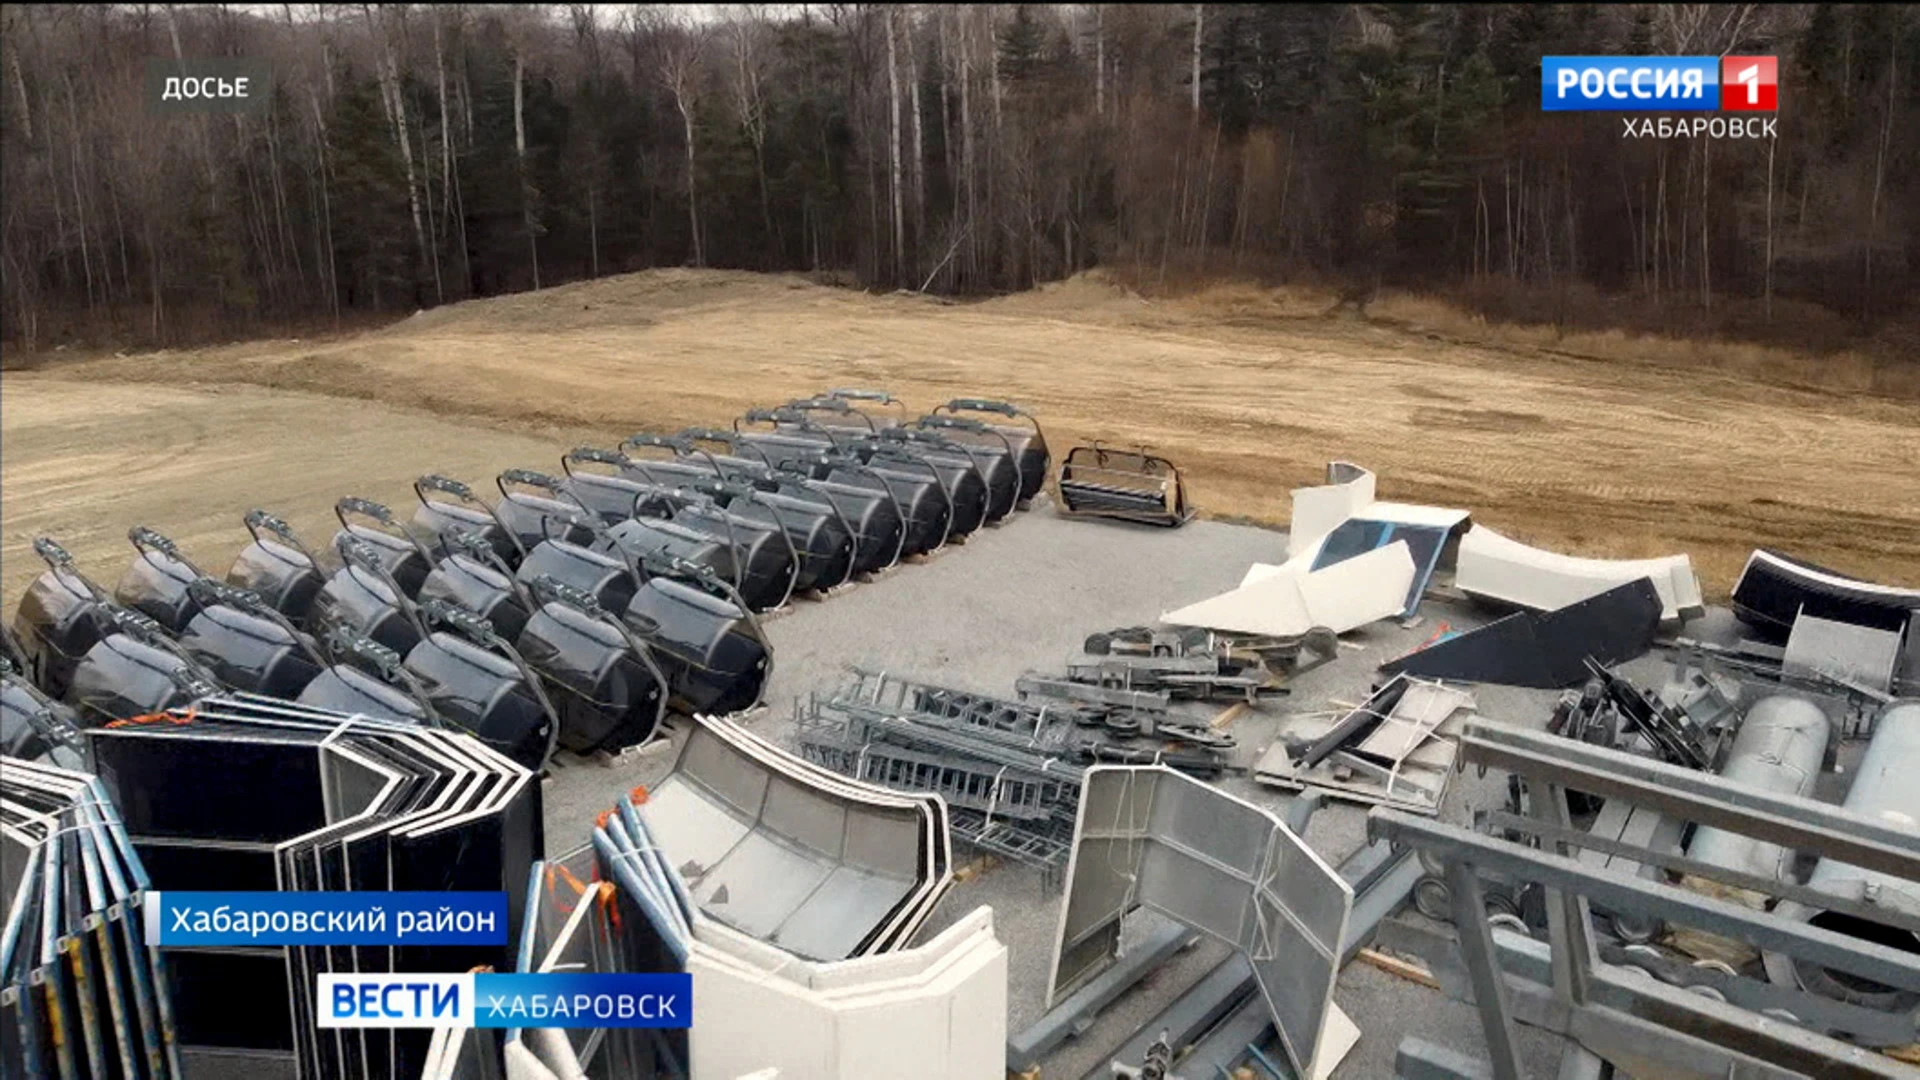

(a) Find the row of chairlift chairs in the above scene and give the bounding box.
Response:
[5,392,1050,776]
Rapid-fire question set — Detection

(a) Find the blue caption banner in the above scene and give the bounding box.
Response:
[1541,56,1721,111]
[147,891,509,946]
[314,972,694,1029]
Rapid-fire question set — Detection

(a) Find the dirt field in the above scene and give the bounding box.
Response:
[0,381,605,600]
[6,268,1918,603]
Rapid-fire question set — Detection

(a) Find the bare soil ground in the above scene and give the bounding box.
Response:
[0,381,600,599]
[6,268,1917,603]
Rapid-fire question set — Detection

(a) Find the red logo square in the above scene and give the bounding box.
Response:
[1722,56,1778,111]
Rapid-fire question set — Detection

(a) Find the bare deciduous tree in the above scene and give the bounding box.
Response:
[363,3,429,292]
[725,4,776,262]
[1190,4,1202,115]
[647,6,708,268]
[886,6,906,283]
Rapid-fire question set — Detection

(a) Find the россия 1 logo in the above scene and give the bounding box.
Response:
[1541,56,1778,112]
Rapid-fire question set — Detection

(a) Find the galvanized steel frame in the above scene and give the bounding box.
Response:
[1369,717,1920,1080]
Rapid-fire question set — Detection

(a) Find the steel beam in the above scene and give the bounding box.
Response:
[1007,918,1195,1071]
[1367,809,1920,993]
[1176,995,1274,1078]
[1482,810,1920,939]
[1394,1037,1496,1080]
[1447,860,1525,1080]
[1554,1044,1607,1080]
[1074,955,1258,1080]
[1015,673,1172,713]
[1382,918,1917,1079]
[1281,792,1325,837]
[1557,996,1808,1080]
[1050,767,1350,1077]
[1380,917,1918,1052]
[1459,720,1920,881]
[1340,843,1423,956]
[1527,782,1597,1007]
[1420,928,1907,1080]
[1085,840,1419,1080]
[1178,842,1422,1077]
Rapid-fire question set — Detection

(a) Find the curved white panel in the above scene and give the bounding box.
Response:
[1455,525,1704,622]
[1162,542,1415,637]
[1287,462,1470,560]
[1287,462,1375,558]
[687,906,1007,1080]
[641,714,950,961]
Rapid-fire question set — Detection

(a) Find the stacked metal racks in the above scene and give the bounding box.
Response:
[794,668,1087,876]
[2,756,183,1080]
[81,694,541,1080]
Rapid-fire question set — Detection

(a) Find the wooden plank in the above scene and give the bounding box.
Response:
[955,854,1001,883]
[1211,702,1250,730]
[1356,947,1441,990]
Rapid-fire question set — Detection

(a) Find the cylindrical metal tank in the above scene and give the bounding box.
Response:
[1765,701,1920,1011]
[1687,696,1830,883]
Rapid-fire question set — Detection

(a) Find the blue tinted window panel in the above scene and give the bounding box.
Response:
[1311,520,1449,617]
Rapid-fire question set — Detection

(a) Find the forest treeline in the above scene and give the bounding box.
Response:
[2,3,1915,351]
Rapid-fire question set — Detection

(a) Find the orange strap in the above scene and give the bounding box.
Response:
[105,706,196,729]
[596,880,622,934]
[543,861,589,917]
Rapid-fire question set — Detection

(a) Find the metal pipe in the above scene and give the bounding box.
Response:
[1769,701,1920,1009]
[1686,696,1830,886]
